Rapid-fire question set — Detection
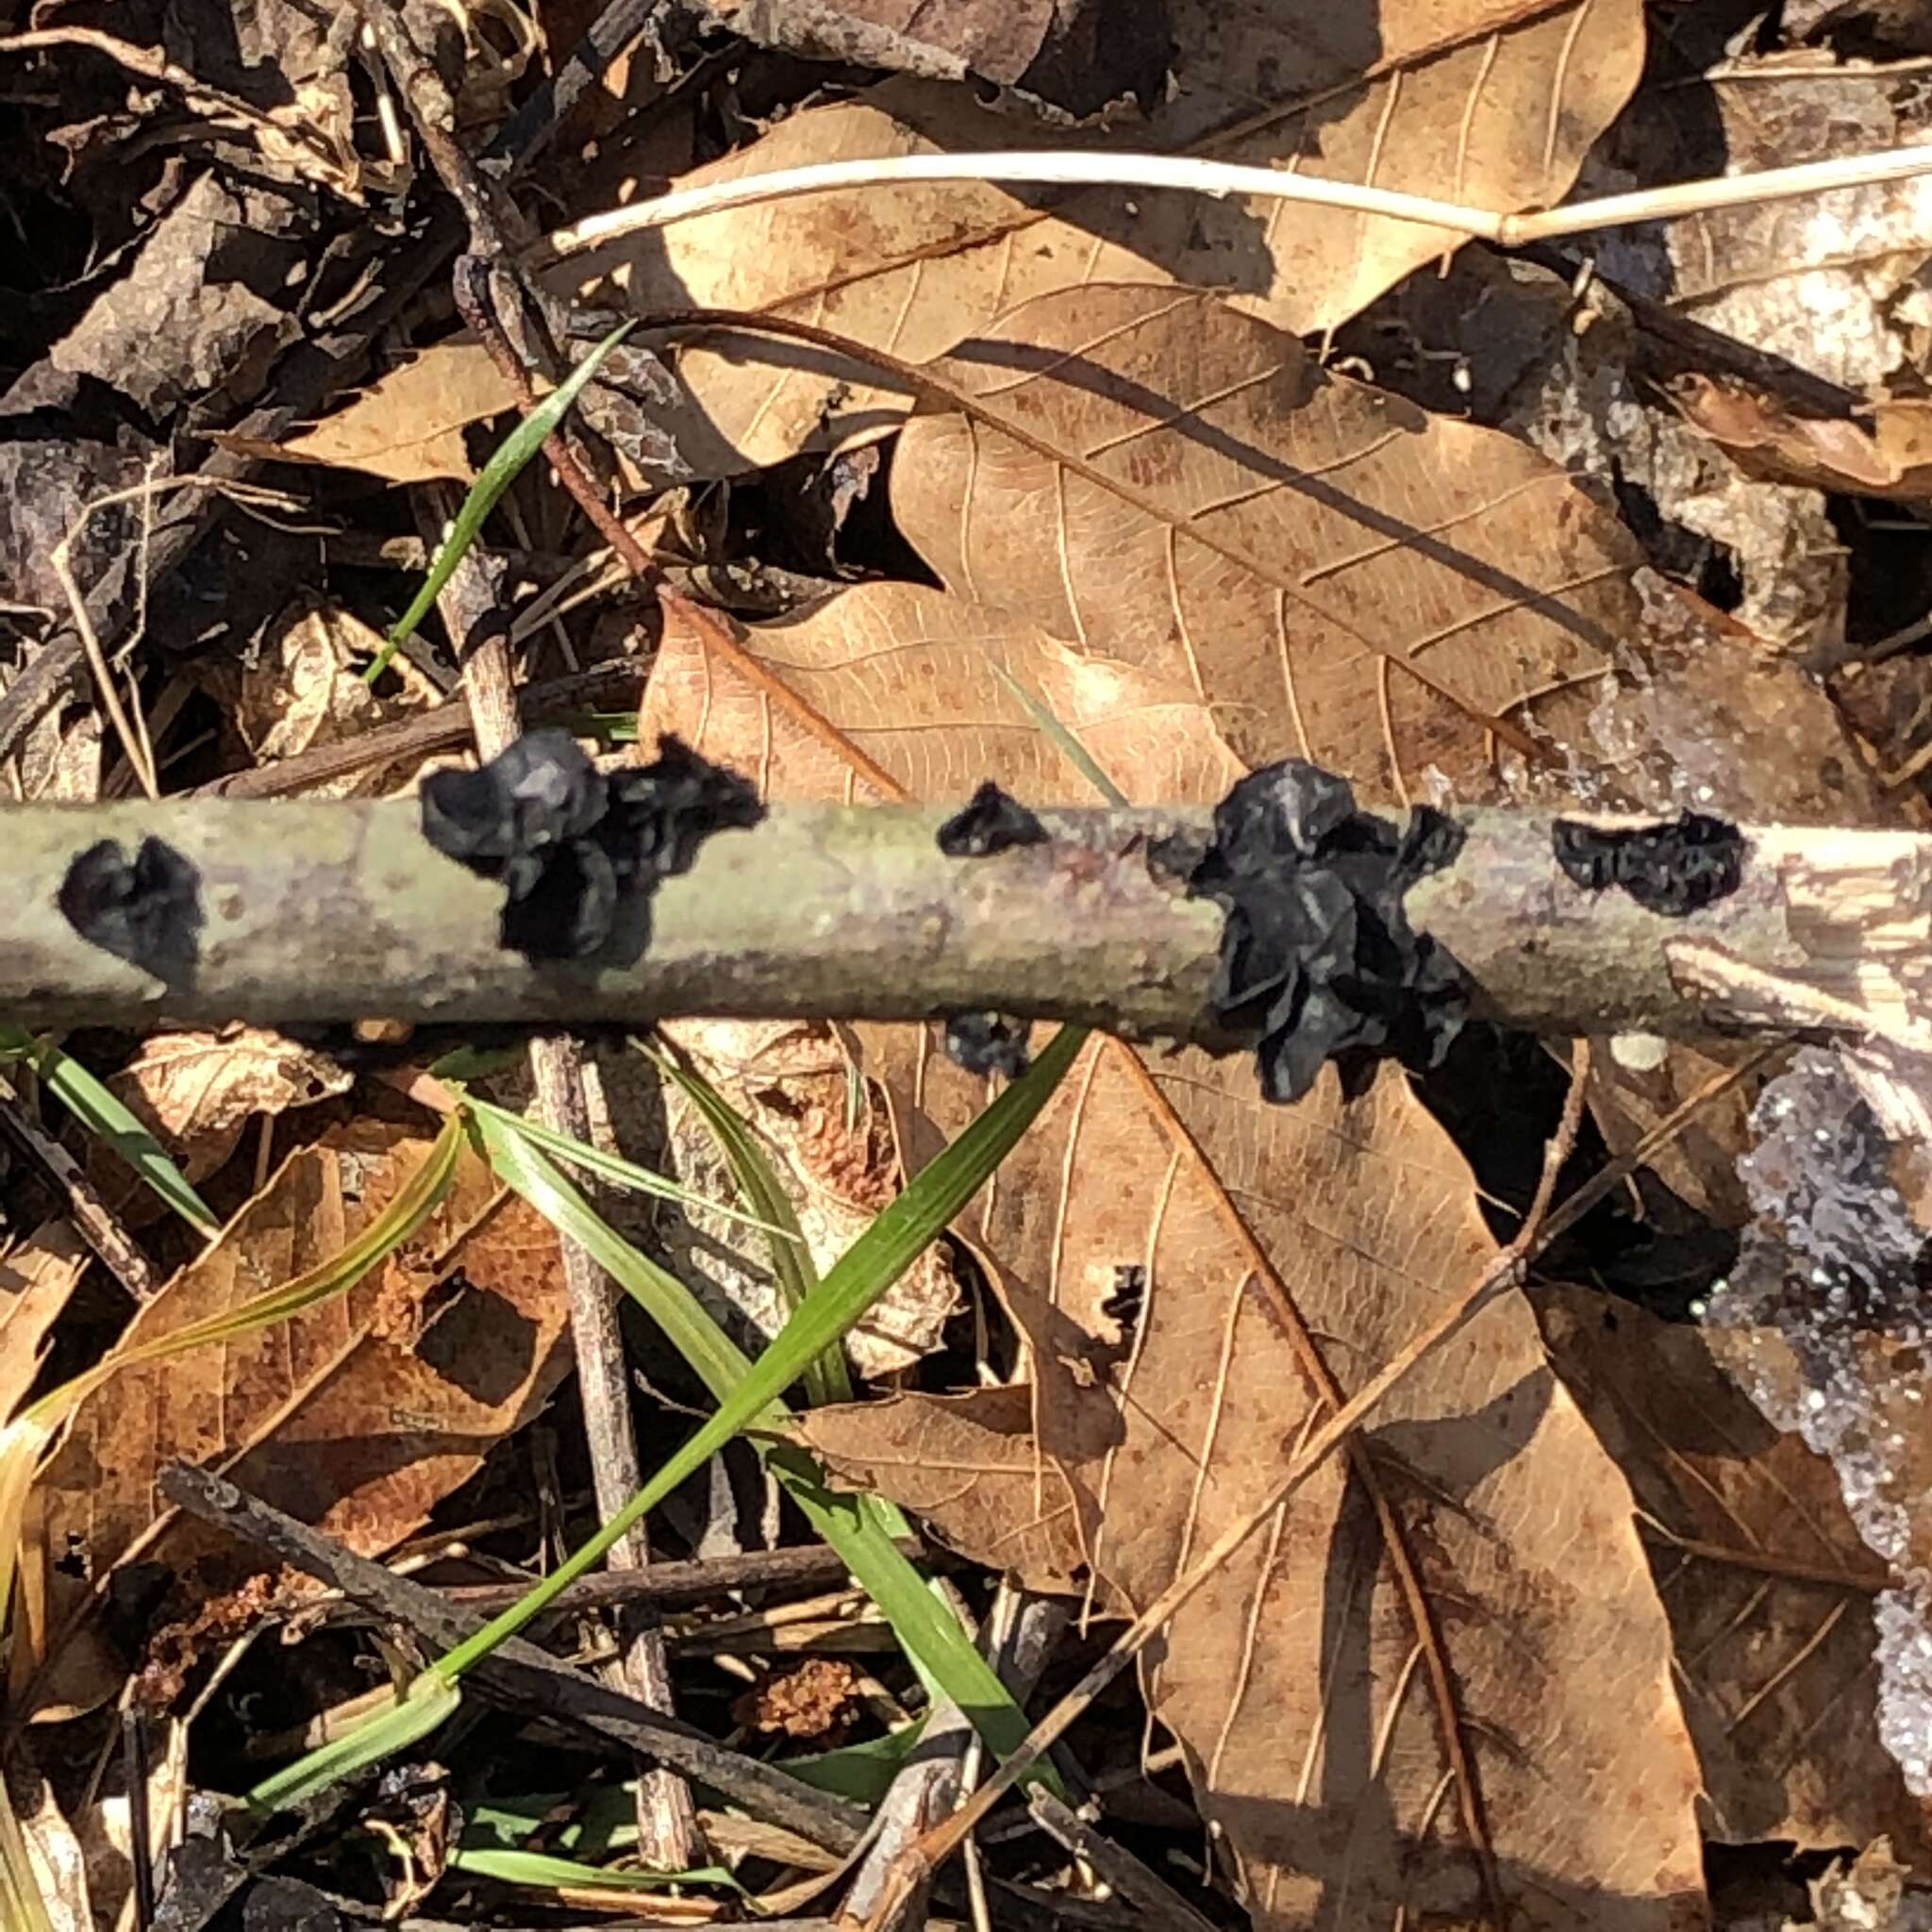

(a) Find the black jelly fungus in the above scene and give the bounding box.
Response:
[1177,761,1468,1106]
[58,836,202,980]
[421,728,763,962]
[936,781,1048,858]
[943,1011,1031,1078]
[1551,810,1743,917]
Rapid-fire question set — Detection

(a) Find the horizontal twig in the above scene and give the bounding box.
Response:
[538,142,1932,263]
[158,1463,867,1854]
[0,797,1923,1054]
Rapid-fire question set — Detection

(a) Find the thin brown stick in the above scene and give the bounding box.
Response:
[156,1463,865,1855]
[418,480,699,1871]
[192,659,647,799]
[454,256,657,580]
[0,1072,153,1303]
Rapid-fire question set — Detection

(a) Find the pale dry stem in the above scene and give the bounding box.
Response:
[541,144,1932,263]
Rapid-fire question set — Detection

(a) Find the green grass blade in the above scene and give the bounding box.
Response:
[643,1040,851,1406]
[113,1113,462,1371]
[438,1023,1082,1680]
[471,1108,766,1407]
[460,1053,1081,1778]
[450,1846,737,1892]
[0,1026,217,1234]
[245,1672,461,1814]
[363,321,634,684]
[254,1038,1081,1818]
[468,1109,1058,1784]
[987,661,1130,808]
[462,1094,797,1238]
[779,1720,926,1805]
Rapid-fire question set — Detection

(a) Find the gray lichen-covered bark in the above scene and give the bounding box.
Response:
[4,800,1922,1045]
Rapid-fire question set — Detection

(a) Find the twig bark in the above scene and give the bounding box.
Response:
[416,482,699,1872]
[7,799,1927,1052]
[156,1463,866,1856]
[0,1073,153,1302]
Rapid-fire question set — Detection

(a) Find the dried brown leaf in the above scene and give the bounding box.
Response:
[202,601,445,798]
[888,281,1632,795]
[83,1024,351,1227]
[643,589,1708,1929]
[546,0,1643,468]
[21,1118,569,1718]
[46,172,300,418]
[798,1386,1091,1591]
[0,1223,90,1423]
[1654,54,1932,391]
[1541,1290,1929,1861]
[245,343,518,485]
[1670,377,1932,505]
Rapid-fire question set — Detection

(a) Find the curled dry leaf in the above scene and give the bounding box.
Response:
[1652,52,1932,392]
[1541,1290,1929,1862]
[20,1117,569,1720]
[83,1024,352,1227]
[642,567,1707,1926]
[0,1223,90,1423]
[1668,376,1932,506]
[202,601,445,799]
[660,1019,960,1376]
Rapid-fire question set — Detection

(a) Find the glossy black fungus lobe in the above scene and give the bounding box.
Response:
[58,836,202,979]
[936,781,1048,858]
[943,1011,1031,1079]
[421,729,763,961]
[1551,811,1743,917]
[1166,761,1468,1106]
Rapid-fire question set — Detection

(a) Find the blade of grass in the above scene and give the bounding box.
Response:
[0,1025,217,1234]
[450,1846,738,1892]
[439,1023,1083,1680]
[779,1720,928,1806]
[642,1039,850,1406]
[641,1041,969,1708]
[467,1108,1058,1784]
[256,1038,1081,1816]
[462,1092,797,1238]
[0,1772,56,1932]
[244,1671,462,1814]
[363,320,633,685]
[19,1110,464,1427]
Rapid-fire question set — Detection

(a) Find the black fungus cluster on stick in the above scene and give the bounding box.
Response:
[943,1010,1032,1079]
[1551,810,1744,917]
[936,781,1049,858]
[58,835,203,982]
[1167,761,1469,1105]
[936,784,1049,1076]
[421,729,763,961]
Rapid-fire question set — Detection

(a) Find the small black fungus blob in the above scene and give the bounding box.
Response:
[1100,1263,1147,1335]
[58,836,202,980]
[421,729,763,961]
[1165,760,1468,1106]
[943,1011,1031,1079]
[936,781,1049,858]
[1551,810,1743,917]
